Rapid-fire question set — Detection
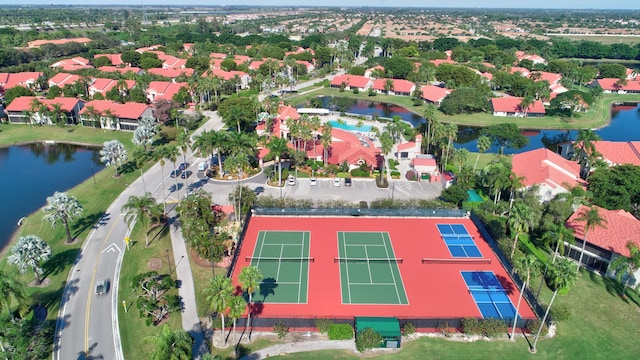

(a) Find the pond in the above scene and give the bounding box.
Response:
[311,97,640,154]
[0,143,104,252]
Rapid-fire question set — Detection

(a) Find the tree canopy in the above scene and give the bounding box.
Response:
[588,164,640,218]
[481,123,528,154]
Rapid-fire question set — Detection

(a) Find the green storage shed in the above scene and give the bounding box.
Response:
[355,317,402,348]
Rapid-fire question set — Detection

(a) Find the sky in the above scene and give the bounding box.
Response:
[6,1,640,10]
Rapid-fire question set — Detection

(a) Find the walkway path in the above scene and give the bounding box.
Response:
[240,340,356,360]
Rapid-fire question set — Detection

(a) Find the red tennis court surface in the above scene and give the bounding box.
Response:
[229,215,536,325]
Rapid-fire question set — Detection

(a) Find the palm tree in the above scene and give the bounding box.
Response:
[204,275,234,345]
[145,324,193,360]
[176,131,191,170]
[239,266,263,341]
[154,145,169,213]
[42,191,84,243]
[163,144,180,199]
[573,129,601,164]
[266,137,290,187]
[423,104,436,153]
[545,223,576,264]
[507,202,533,258]
[510,254,540,341]
[0,270,26,320]
[8,235,52,285]
[531,258,578,353]
[99,140,128,177]
[441,123,458,172]
[228,295,247,351]
[379,130,394,183]
[122,193,158,247]
[474,135,491,170]
[132,116,157,151]
[518,96,534,118]
[508,172,527,210]
[132,146,150,193]
[84,105,102,129]
[574,206,607,271]
[210,130,229,179]
[320,123,333,167]
[610,241,640,295]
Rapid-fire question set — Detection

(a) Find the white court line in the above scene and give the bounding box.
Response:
[275,244,284,280]
[342,232,352,304]
[349,282,397,286]
[364,246,373,283]
[382,232,402,304]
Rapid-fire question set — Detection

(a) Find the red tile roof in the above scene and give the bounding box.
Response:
[48,73,81,88]
[597,78,640,92]
[429,59,456,66]
[372,78,414,93]
[146,81,188,102]
[204,68,248,81]
[28,37,91,48]
[89,78,136,96]
[420,85,451,103]
[330,74,371,88]
[80,100,150,120]
[0,72,43,89]
[94,54,123,66]
[491,97,545,114]
[591,141,640,166]
[566,205,640,258]
[512,148,584,190]
[6,96,82,112]
[515,51,546,64]
[411,157,436,167]
[326,128,381,167]
[509,66,530,76]
[531,71,561,84]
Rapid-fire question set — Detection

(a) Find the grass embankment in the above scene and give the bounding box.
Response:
[118,224,182,359]
[268,269,640,360]
[287,87,639,130]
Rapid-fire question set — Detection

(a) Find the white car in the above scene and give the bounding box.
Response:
[333,178,341,187]
[310,177,317,186]
[287,176,296,186]
[197,162,207,171]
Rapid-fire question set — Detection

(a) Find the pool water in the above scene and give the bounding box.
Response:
[467,189,483,202]
[328,120,373,132]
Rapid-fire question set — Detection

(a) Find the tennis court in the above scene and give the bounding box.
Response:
[249,230,311,304]
[462,271,517,319]
[437,223,483,258]
[337,232,408,305]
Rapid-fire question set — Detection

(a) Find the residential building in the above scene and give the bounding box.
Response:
[27,37,91,48]
[50,56,93,71]
[371,79,415,96]
[597,78,640,94]
[0,72,43,90]
[48,73,81,89]
[94,54,124,66]
[146,81,188,102]
[490,97,545,117]
[420,85,451,106]
[88,78,136,98]
[5,96,84,124]
[80,100,153,131]
[330,74,372,91]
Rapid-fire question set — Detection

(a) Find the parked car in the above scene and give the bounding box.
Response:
[178,162,190,171]
[170,169,182,178]
[310,177,317,186]
[345,178,352,187]
[197,162,207,172]
[333,178,341,187]
[181,170,193,179]
[95,278,109,295]
[287,176,296,186]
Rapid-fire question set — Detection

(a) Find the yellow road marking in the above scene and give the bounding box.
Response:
[85,215,120,355]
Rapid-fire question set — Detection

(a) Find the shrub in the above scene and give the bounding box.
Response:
[461,318,482,335]
[462,318,507,337]
[376,177,389,188]
[359,201,369,209]
[350,169,369,177]
[550,303,571,321]
[273,321,289,339]
[390,171,401,178]
[527,319,547,337]
[437,322,453,337]
[315,318,333,334]
[402,323,416,336]
[328,323,354,340]
[353,87,359,94]
[356,328,382,352]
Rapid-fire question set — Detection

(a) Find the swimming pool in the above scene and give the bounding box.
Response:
[328,120,374,132]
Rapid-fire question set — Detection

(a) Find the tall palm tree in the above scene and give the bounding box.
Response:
[572,129,601,164]
[145,324,193,360]
[163,144,180,199]
[508,172,527,210]
[132,146,150,193]
[210,130,229,179]
[610,241,640,295]
[531,258,578,353]
[239,266,263,341]
[42,191,84,243]
[204,275,234,344]
[176,131,191,169]
[423,104,436,153]
[225,151,251,223]
[510,254,540,340]
[545,223,576,264]
[474,135,491,170]
[0,269,26,320]
[154,145,170,213]
[379,130,394,182]
[266,137,290,187]
[99,140,128,176]
[8,235,52,285]
[441,123,458,172]
[507,202,533,258]
[122,193,158,247]
[574,206,607,271]
[320,123,333,167]
[228,295,247,350]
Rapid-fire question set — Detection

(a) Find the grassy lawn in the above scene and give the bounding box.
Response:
[118,223,182,359]
[211,338,282,359]
[462,152,509,170]
[268,268,640,360]
[0,122,133,147]
[190,252,228,318]
[286,87,640,130]
[546,35,640,45]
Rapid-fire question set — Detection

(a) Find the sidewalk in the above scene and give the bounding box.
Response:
[168,213,209,359]
[240,340,356,360]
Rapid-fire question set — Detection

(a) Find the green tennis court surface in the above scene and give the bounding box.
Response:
[337,232,409,305]
[250,231,311,304]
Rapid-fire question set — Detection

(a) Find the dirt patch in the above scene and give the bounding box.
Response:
[147,258,162,270]
[189,248,231,269]
[62,238,80,245]
[29,278,51,288]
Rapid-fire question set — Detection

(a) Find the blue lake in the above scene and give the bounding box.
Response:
[0,143,104,252]
[312,97,640,154]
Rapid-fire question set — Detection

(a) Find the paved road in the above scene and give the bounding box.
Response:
[53,114,225,360]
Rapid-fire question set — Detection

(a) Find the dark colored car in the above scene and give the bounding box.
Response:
[345,178,352,186]
[170,169,182,178]
[178,162,189,171]
[180,170,193,179]
[95,278,109,295]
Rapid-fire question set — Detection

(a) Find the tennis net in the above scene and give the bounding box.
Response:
[246,256,314,263]
[421,258,491,264]
[334,257,403,264]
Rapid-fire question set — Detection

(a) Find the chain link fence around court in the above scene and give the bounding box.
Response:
[253,207,468,218]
